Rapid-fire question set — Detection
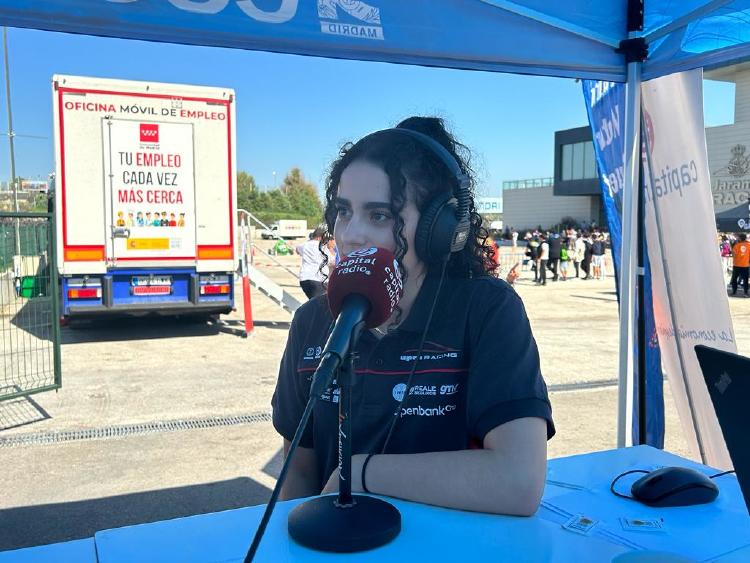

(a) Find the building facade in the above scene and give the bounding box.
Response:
[503,64,750,233]
[705,64,750,231]
[501,177,599,231]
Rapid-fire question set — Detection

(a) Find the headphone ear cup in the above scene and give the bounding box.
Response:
[415,193,459,263]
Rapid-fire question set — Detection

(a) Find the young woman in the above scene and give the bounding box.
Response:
[272,117,554,516]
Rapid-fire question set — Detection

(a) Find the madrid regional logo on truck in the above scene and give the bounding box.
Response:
[140,123,159,143]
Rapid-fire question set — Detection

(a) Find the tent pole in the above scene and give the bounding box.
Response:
[617,60,642,448]
[637,143,647,445]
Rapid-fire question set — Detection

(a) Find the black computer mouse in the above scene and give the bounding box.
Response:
[631,466,719,507]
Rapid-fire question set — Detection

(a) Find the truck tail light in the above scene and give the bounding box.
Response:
[68,288,101,299]
[200,284,230,295]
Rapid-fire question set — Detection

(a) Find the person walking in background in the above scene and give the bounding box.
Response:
[537,235,549,286]
[581,232,593,280]
[559,239,570,281]
[547,233,562,282]
[295,227,330,299]
[573,233,585,278]
[526,236,540,281]
[730,233,750,297]
[591,234,605,280]
[599,233,609,278]
[511,228,518,249]
[720,235,732,284]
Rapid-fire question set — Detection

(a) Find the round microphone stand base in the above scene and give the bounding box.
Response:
[288,494,401,552]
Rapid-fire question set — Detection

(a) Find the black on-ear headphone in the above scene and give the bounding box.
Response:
[360,127,472,264]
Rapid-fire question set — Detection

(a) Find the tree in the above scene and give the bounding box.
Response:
[282,167,324,227]
[267,189,292,213]
[236,171,259,213]
[236,167,324,228]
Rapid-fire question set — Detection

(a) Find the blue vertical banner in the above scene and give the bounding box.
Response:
[582,81,665,448]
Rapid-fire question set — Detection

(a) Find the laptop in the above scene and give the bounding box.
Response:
[695,344,750,513]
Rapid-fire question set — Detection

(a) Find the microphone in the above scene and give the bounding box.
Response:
[286,247,405,553]
[309,247,403,398]
[245,248,404,561]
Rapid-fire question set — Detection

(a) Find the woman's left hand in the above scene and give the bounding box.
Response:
[321,453,367,494]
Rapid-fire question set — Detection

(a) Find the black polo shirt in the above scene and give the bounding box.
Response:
[272,274,555,490]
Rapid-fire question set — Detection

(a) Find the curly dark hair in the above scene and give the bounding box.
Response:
[320,116,496,284]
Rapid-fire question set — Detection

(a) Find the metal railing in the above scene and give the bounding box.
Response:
[237,209,301,280]
[501,178,554,191]
[236,209,303,314]
[0,211,61,402]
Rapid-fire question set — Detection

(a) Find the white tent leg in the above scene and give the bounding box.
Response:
[617,60,642,448]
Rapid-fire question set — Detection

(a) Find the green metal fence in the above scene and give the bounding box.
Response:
[0,211,61,402]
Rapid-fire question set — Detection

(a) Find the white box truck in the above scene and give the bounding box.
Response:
[52,75,237,319]
[260,219,308,239]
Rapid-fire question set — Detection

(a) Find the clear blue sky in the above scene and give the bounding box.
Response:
[0,27,736,198]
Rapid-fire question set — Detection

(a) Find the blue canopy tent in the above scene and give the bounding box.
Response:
[2,0,750,458]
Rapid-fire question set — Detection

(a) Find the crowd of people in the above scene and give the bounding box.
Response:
[291,224,612,297]
[520,228,610,285]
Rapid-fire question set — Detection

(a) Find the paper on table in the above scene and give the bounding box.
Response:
[540,500,645,551]
[541,488,750,561]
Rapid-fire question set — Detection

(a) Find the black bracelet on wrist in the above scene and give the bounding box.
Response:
[361,453,375,493]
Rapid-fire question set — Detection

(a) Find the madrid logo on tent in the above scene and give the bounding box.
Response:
[140,123,159,144]
[318,0,384,40]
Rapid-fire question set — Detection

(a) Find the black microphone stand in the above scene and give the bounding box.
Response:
[244,311,400,561]
[287,344,401,552]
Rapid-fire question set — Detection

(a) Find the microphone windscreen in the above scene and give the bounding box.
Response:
[328,247,403,328]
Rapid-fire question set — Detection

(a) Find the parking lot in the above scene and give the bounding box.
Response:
[2,243,750,550]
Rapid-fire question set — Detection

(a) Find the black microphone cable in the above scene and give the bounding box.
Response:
[378,256,449,456]
[243,312,355,561]
[243,392,317,562]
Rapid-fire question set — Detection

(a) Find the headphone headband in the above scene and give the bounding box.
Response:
[360,127,471,220]
[355,126,472,263]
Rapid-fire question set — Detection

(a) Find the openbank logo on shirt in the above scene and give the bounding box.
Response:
[400,404,456,418]
[318,0,384,40]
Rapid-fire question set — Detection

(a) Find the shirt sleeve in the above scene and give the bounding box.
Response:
[271,309,315,448]
[466,282,555,443]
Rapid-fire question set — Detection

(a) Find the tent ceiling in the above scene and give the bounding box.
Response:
[0,1,749,81]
